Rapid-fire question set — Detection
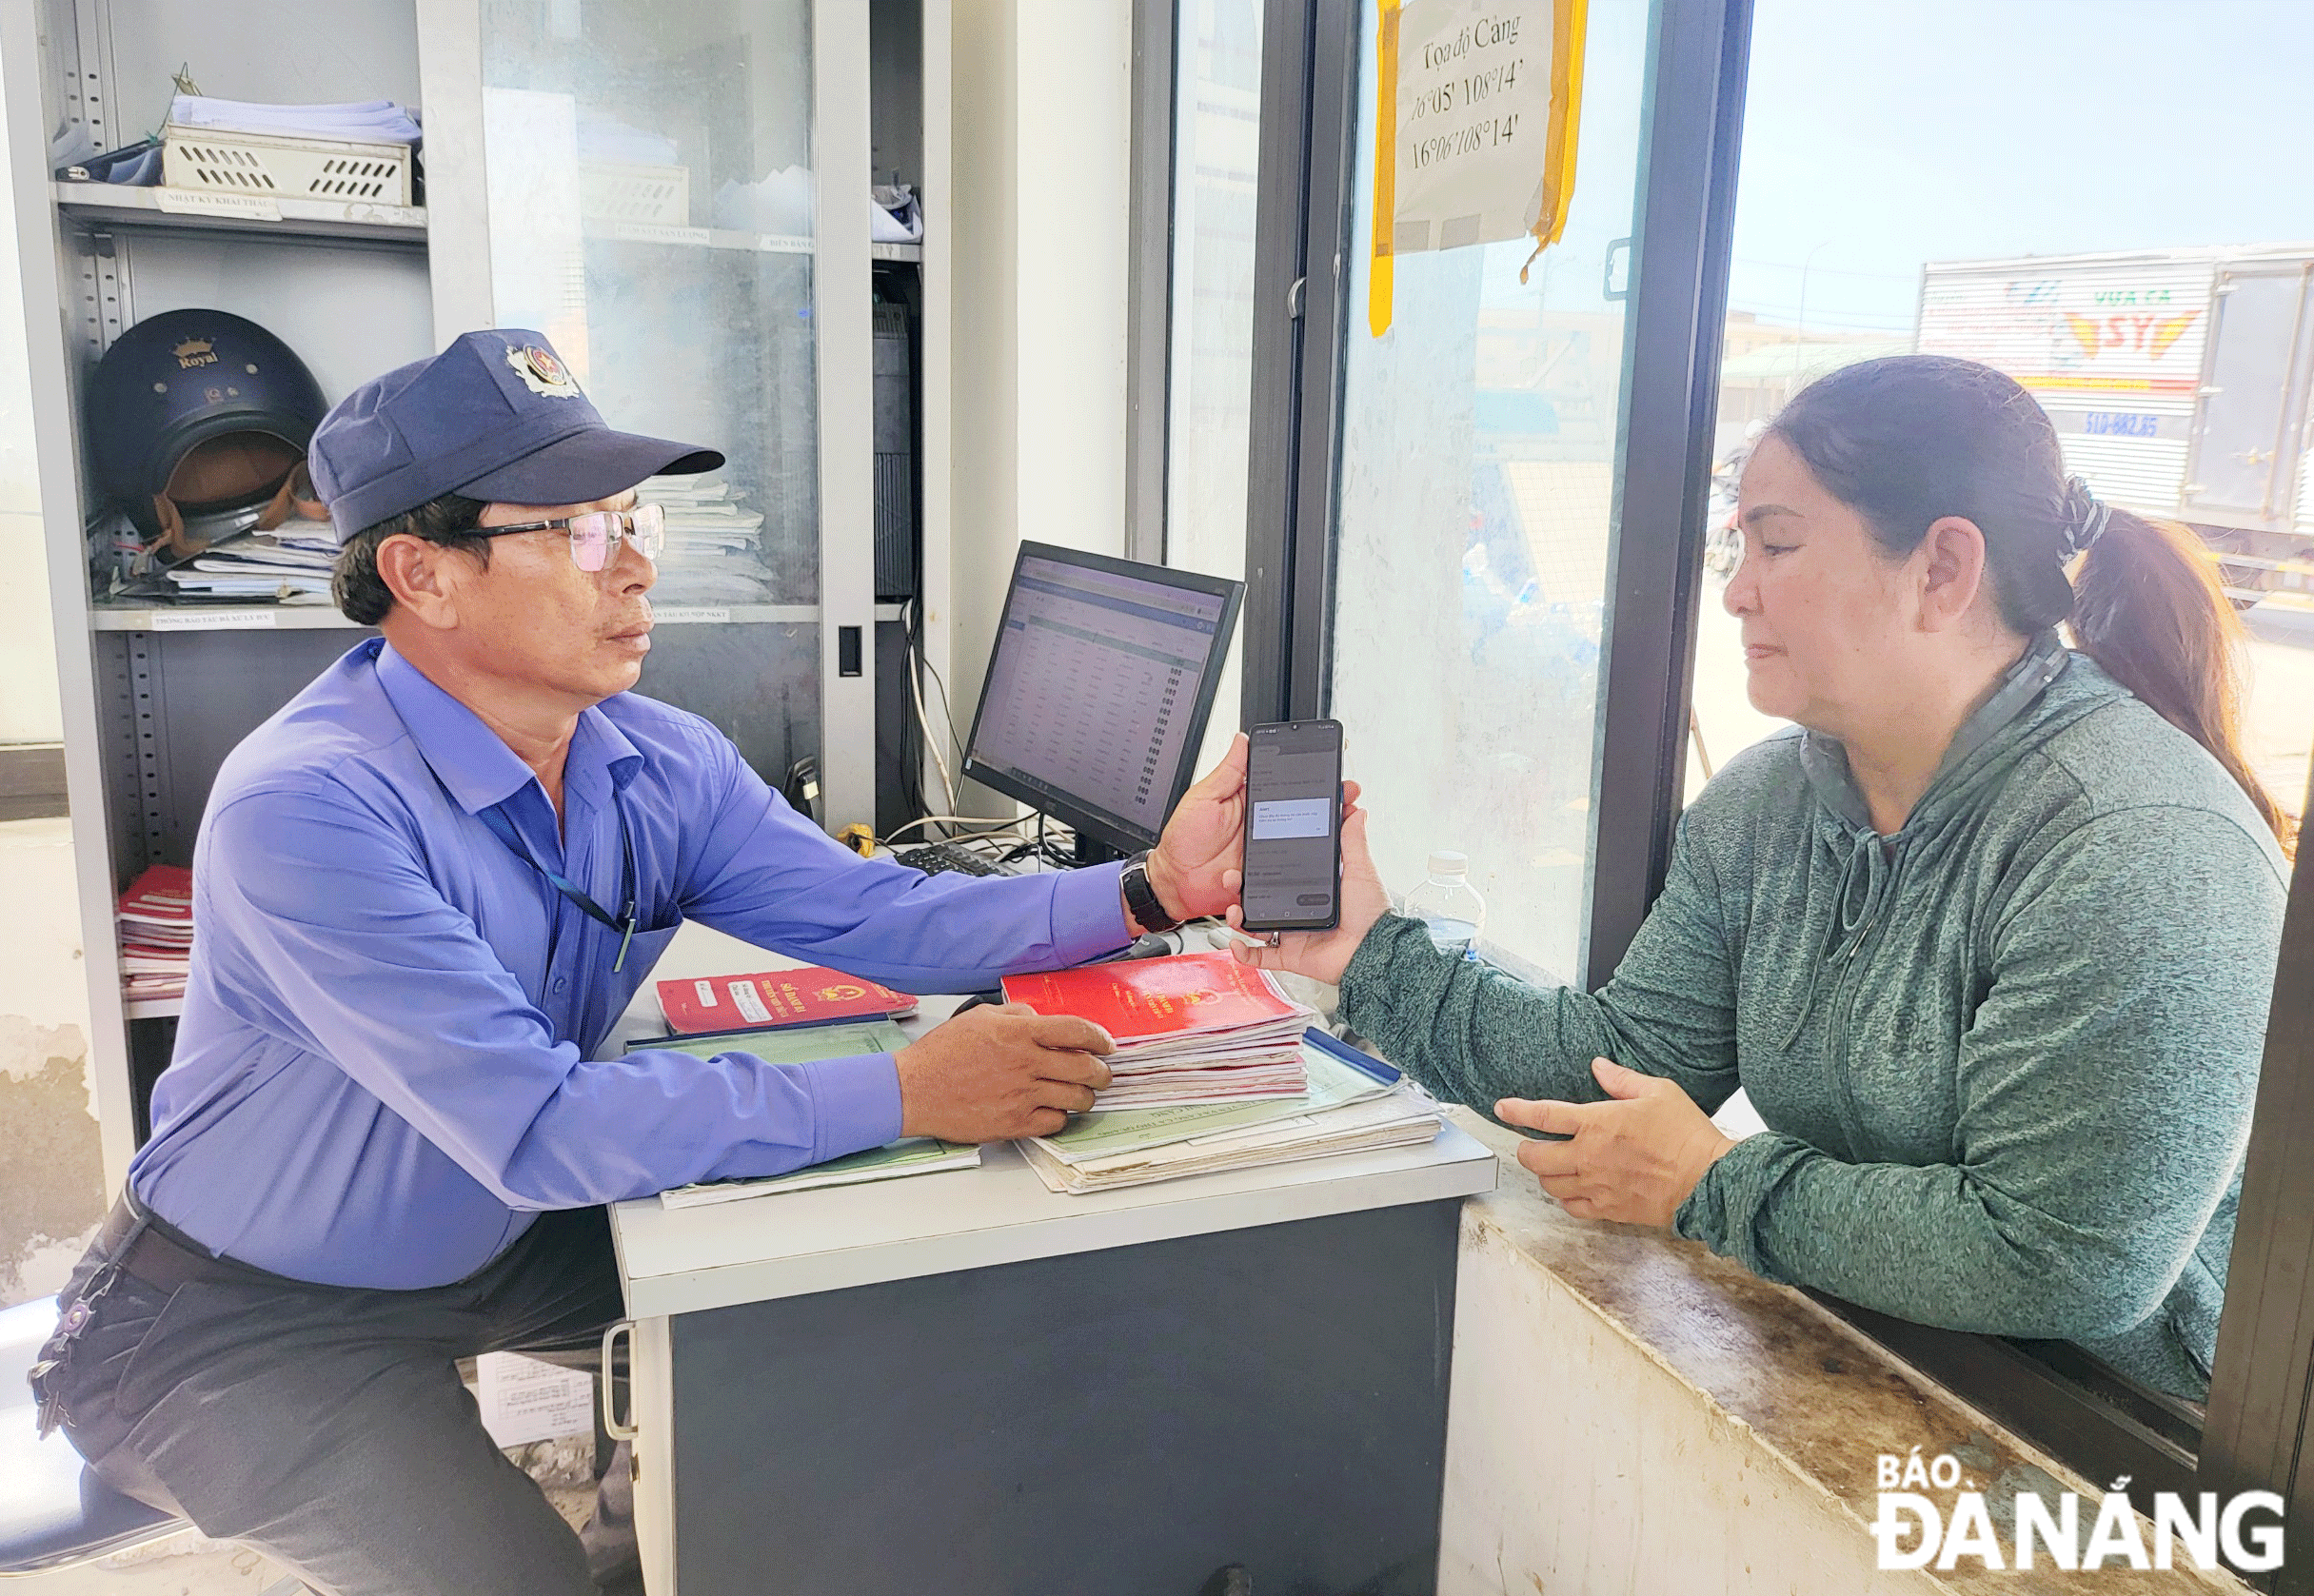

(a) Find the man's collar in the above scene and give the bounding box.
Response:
[370,640,643,813]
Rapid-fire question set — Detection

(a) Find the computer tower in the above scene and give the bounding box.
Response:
[872,297,916,601]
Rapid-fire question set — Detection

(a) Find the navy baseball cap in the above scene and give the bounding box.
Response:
[307,329,723,542]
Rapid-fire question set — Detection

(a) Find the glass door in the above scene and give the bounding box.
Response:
[1326,0,1652,984]
[425,0,880,827]
[476,0,821,606]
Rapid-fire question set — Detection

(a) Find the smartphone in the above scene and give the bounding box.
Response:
[1239,719,1345,933]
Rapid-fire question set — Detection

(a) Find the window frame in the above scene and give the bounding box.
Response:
[1197,0,2314,1528]
[1123,0,1178,567]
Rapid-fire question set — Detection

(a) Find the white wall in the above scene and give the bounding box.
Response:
[0,27,103,1308]
[0,74,61,743]
[946,0,1133,805]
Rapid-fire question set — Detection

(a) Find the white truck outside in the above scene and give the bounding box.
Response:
[1916,246,2314,600]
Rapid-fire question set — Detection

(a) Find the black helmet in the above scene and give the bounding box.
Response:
[85,308,327,541]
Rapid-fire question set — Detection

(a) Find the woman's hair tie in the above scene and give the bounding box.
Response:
[2059,475,2113,561]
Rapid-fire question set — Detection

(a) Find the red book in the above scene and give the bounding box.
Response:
[1000,952,1308,1047]
[658,967,919,1034]
[118,863,194,922]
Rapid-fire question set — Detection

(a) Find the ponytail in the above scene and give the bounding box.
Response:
[2071,509,2295,853]
[1770,355,2294,855]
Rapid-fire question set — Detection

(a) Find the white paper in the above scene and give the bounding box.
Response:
[475,1351,596,1448]
[1390,0,1556,256]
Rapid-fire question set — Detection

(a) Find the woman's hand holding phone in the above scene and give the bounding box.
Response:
[1227,795,1387,986]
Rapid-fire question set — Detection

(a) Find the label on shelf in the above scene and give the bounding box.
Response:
[153,187,284,222]
[152,609,277,631]
[610,221,712,247]
[651,607,733,625]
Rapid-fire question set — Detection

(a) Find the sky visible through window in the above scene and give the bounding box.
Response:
[1728,0,2314,336]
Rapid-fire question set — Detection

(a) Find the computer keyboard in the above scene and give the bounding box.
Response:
[892,841,1010,877]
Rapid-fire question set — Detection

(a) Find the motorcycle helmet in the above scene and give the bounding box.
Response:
[84,308,327,546]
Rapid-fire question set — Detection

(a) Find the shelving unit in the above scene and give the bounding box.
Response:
[10,0,952,1192]
[87,601,903,632]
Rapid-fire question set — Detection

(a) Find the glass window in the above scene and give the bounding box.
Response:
[1165,0,1264,775]
[1328,0,1651,982]
[1695,0,2314,822]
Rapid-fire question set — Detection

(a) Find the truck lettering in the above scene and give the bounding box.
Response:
[2064,309,2199,359]
[2085,412,2161,437]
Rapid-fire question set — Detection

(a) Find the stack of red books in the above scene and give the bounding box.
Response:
[1001,952,1316,1110]
[117,864,194,1003]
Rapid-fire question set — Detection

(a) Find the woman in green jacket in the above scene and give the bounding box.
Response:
[1236,355,2292,1399]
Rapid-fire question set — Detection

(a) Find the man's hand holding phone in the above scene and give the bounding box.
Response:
[1224,719,1382,986]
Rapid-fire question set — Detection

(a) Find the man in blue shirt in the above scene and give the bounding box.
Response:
[34,331,1256,1596]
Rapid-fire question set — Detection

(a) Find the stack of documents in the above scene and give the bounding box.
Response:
[652,1019,982,1208]
[162,527,338,602]
[1018,1034,1444,1195]
[118,864,194,1002]
[1000,952,1317,1111]
[642,474,776,605]
[167,94,423,148]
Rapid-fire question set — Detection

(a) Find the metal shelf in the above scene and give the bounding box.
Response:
[125,997,182,1020]
[89,601,901,633]
[577,218,920,263]
[53,183,427,247]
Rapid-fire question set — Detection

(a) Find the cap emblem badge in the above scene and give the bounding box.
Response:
[172,338,217,369]
[507,344,582,399]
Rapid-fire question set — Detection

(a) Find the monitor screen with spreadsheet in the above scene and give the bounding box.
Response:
[959,542,1245,855]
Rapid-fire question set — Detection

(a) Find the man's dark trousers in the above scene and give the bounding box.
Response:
[38,1200,633,1596]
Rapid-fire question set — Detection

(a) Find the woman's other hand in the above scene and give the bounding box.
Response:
[1496,1058,1737,1227]
[1225,796,1384,987]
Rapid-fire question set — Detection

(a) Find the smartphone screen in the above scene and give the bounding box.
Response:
[1240,719,1344,932]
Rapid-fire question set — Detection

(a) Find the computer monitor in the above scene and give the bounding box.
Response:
[960,542,1244,857]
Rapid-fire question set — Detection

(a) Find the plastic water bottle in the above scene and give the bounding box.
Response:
[1405,851,1485,960]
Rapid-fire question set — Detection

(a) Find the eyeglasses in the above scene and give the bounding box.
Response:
[471,503,665,573]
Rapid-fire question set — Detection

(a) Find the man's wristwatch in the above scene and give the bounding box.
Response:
[1119,852,1184,934]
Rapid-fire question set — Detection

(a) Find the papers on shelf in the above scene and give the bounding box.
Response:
[167,94,422,148]
[1000,952,1318,1111]
[872,184,923,243]
[118,863,194,1002]
[1018,1036,1444,1195]
[157,525,338,601]
[642,473,777,606]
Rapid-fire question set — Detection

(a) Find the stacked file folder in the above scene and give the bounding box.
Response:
[642,474,776,605]
[1018,1033,1444,1195]
[1000,952,1317,1111]
[166,94,423,148]
[117,864,194,1003]
[162,527,338,601]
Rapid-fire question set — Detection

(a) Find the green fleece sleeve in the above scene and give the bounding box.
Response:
[1337,813,1742,1114]
[1674,805,2283,1342]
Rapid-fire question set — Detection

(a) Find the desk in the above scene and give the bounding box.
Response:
[607,924,1497,1596]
